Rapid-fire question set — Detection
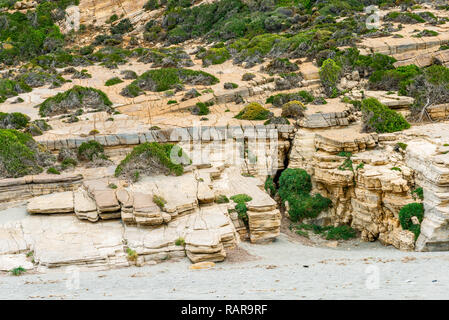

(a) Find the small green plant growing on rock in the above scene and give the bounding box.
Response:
[235,102,271,120]
[412,187,424,201]
[175,237,185,246]
[230,194,252,225]
[108,183,118,189]
[399,203,424,240]
[396,142,408,151]
[215,195,229,204]
[319,58,341,97]
[153,195,167,209]
[9,266,26,276]
[126,248,138,262]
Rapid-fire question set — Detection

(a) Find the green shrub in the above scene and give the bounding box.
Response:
[384,11,426,23]
[61,157,77,169]
[144,0,160,10]
[264,176,276,196]
[396,142,408,150]
[369,65,421,95]
[319,58,341,97]
[126,248,138,261]
[77,140,106,161]
[361,98,410,133]
[230,194,252,224]
[195,102,210,116]
[175,237,185,246]
[0,79,32,102]
[110,18,133,34]
[38,86,113,117]
[399,203,424,240]
[202,47,231,65]
[46,167,60,175]
[278,168,332,222]
[0,129,45,178]
[278,168,312,200]
[215,194,230,203]
[105,77,124,86]
[115,142,187,179]
[235,102,271,120]
[281,101,306,119]
[153,195,167,209]
[123,68,218,94]
[326,225,356,240]
[287,193,332,221]
[0,112,30,129]
[9,266,26,276]
[167,100,177,104]
[266,90,314,107]
[412,187,424,201]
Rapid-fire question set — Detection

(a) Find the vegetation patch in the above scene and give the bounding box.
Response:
[38,86,113,117]
[105,77,124,86]
[361,98,410,133]
[399,202,424,240]
[115,142,188,181]
[319,58,341,97]
[0,129,54,178]
[230,194,252,225]
[77,140,107,161]
[235,102,272,120]
[278,168,332,222]
[266,90,314,107]
[121,68,218,96]
[201,47,231,65]
[0,112,30,130]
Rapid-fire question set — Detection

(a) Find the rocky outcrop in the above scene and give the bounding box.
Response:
[0,173,82,203]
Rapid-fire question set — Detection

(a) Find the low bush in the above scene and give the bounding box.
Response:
[399,202,424,240]
[0,129,51,178]
[0,112,30,129]
[266,90,314,107]
[230,194,252,224]
[278,168,332,222]
[115,142,188,180]
[281,101,306,119]
[202,47,230,65]
[234,102,271,120]
[38,86,113,117]
[105,77,124,86]
[77,140,107,161]
[326,225,356,240]
[122,68,218,95]
[361,98,410,133]
[319,58,341,97]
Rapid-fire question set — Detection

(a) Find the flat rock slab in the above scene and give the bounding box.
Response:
[94,190,120,213]
[27,191,74,214]
[0,254,33,271]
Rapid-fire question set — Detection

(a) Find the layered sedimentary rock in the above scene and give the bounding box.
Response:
[405,132,449,251]
[0,173,82,203]
[288,125,418,250]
